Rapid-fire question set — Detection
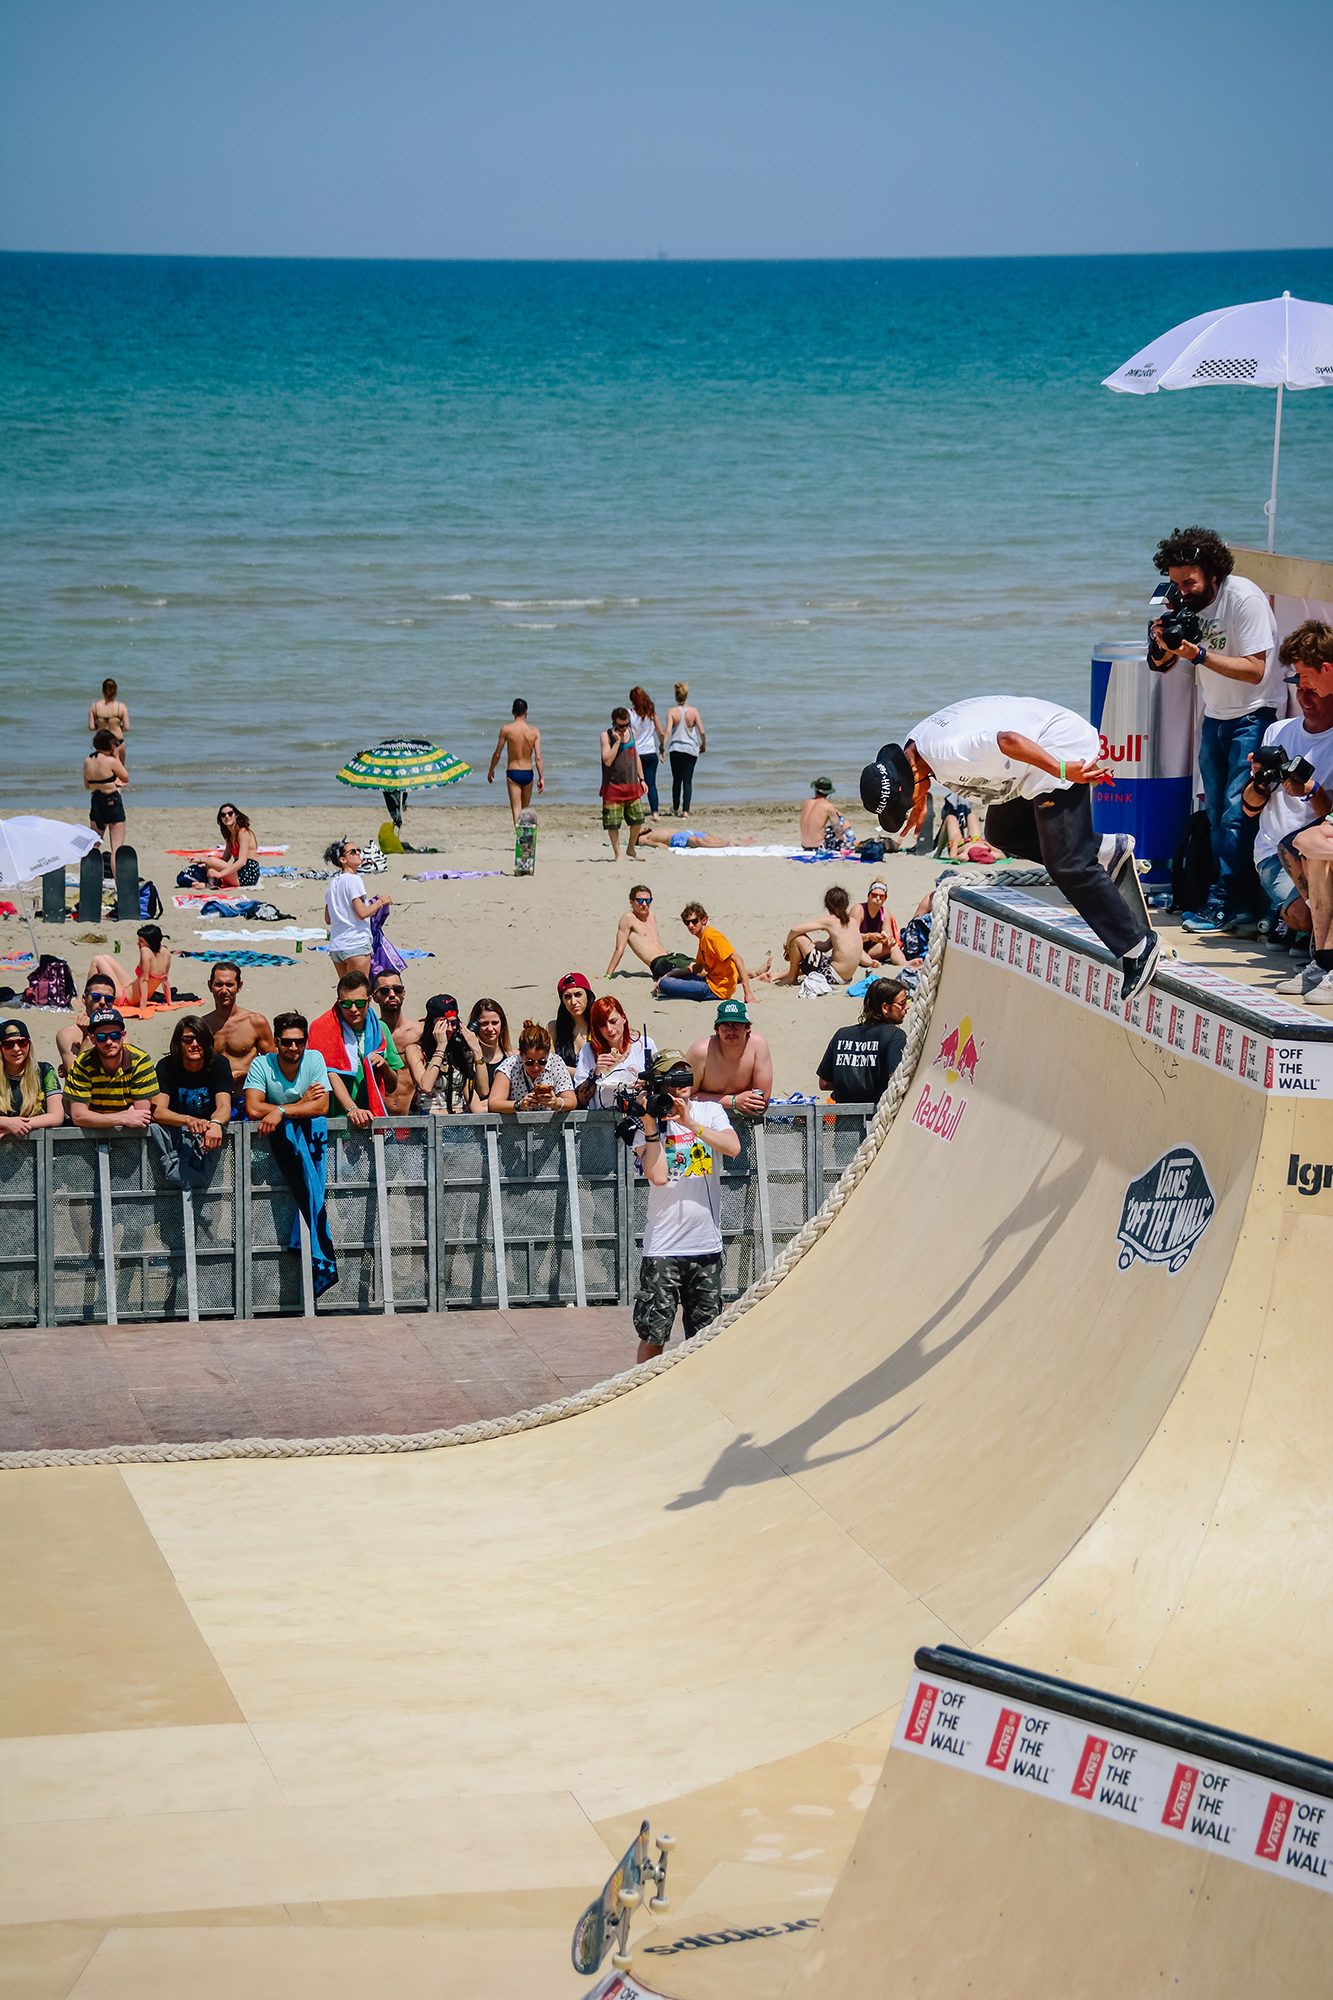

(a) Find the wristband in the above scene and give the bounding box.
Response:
[1059,761,1066,782]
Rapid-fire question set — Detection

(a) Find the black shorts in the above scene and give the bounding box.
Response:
[89,789,125,830]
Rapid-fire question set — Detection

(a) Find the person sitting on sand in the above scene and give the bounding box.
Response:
[323,838,392,978]
[204,803,261,889]
[123,926,173,1010]
[850,880,907,967]
[940,792,984,858]
[800,778,850,853]
[635,827,756,851]
[88,678,129,762]
[606,885,667,980]
[201,963,275,1107]
[761,885,872,988]
[489,1020,577,1113]
[657,903,764,1003]
[56,970,123,1077]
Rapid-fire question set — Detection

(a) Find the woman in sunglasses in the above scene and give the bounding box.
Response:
[488,1021,577,1114]
[0,1022,64,1141]
[323,837,392,978]
[149,1016,232,1188]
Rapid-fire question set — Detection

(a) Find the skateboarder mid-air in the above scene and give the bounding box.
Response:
[861,696,1160,1004]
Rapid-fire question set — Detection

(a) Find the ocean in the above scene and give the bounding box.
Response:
[3,250,1331,814]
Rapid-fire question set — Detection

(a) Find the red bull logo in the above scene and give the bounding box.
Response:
[934,1016,983,1087]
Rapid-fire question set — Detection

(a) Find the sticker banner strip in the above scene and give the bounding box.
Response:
[894,1671,1333,1893]
[949,900,1333,1101]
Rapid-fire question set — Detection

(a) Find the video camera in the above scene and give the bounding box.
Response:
[1250,745,1315,792]
[1148,581,1204,669]
[612,1042,696,1146]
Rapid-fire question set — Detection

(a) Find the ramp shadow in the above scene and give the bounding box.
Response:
[667,1144,1096,1511]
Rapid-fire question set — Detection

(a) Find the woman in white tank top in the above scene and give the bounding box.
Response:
[629,686,663,818]
[664,681,706,816]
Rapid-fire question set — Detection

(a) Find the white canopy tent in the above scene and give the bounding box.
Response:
[1103,291,1333,551]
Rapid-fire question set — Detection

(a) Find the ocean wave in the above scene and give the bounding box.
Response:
[491,599,604,610]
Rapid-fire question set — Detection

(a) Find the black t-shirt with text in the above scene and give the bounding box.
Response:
[155,1054,233,1121]
[818,1023,906,1104]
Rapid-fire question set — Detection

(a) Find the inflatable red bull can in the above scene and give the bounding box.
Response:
[1090,641,1195,885]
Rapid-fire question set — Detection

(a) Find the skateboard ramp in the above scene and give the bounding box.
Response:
[3,886,1331,1998]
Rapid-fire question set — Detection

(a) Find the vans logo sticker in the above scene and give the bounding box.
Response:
[1117,1147,1216,1274]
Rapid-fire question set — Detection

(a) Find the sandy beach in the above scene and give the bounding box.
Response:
[7,800,946,1091]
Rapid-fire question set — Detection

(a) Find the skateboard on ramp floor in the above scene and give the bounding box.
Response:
[571,1820,673,1979]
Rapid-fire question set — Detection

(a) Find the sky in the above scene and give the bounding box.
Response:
[1,0,1330,261]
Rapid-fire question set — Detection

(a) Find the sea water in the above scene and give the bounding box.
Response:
[3,250,1331,812]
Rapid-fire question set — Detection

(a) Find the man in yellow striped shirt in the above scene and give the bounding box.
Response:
[64,1009,157,1130]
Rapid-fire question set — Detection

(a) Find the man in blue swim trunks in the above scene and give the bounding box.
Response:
[637,828,756,851]
[487,699,543,825]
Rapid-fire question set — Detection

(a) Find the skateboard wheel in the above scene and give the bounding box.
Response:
[649,1895,670,1914]
[617,1886,642,1910]
[611,1951,634,1973]
[656,1833,675,1851]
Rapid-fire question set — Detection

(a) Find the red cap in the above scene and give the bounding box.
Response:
[558,972,593,998]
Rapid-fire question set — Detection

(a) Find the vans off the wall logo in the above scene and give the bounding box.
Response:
[1116,1148,1216,1274]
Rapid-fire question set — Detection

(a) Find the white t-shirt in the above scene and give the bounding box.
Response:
[1254,715,1333,864]
[1191,575,1280,719]
[573,1033,658,1107]
[325,873,371,955]
[910,698,1098,806]
[631,710,659,756]
[498,1051,574,1108]
[636,1098,731,1258]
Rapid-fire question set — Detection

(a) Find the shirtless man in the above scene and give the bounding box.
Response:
[56,970,122,1077]
[487,699,544,824]
[83,730,130,860]
[635,827,756,850]
[762,884,874,987]
[605,884,668,977]
[686,1000,773,1117]
[371,969,423,1114]
[800,778,849,853]
[88,678,129,763]
[200,962,275,1106]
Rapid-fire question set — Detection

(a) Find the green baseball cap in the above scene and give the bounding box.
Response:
[715,998,749,1025]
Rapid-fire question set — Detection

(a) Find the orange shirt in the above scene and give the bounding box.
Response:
[699,925,738,999]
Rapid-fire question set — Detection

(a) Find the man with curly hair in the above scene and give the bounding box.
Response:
[1149,526,1280,936]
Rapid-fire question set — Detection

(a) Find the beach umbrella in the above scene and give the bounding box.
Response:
[1103,291,1333,551]
[335,737,471,832]
[0,815,102,962]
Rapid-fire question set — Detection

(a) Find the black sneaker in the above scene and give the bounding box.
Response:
[1120,930,1160,1005]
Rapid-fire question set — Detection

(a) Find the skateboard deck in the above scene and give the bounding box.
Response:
[571,1821,650,1976]
[114,844,140,924]
[1112,836,1153,939]
[78,851,104,923]
[515,811,537,877]
[41,867,67,924]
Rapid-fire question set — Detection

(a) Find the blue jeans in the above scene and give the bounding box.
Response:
[640,753,660,815]
[1197,710,1274,918]
[656,972,712,1000]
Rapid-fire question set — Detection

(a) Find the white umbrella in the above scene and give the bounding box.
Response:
[1103,291,1333,550]
[0,816,102,966]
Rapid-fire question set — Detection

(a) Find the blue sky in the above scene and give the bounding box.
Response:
[1,0,1330,259]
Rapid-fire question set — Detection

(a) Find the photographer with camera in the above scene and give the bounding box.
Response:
[1241,622,1333,999]
[1148,526,1280,936]
[410,993,489,1114]
[629,1050,742,1362]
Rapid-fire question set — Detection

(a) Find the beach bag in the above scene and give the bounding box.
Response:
[176,865,208,887]
[1172,810,1217,912]
[901,912,932,961]
[23,955,76,1011]
[139,880,163,919]
[360,838,388,875]
[857,841,885,864]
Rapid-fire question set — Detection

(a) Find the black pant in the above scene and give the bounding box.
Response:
[984,786,1147,959]
[670,751,697,813]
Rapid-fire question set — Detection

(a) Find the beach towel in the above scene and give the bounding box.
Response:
[179,949,296,968]
[667,844,809,859]
[369,906,406,981]
[306,944,434,958]
[404,870,507,881]
[116,1000,197,1019]
[195,927,328,942]
[166,846,290,857]
[308,1004,390,1117]
[267,1115,337,1297]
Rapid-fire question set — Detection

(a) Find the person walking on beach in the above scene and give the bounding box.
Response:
[664,683,705,817]
[600,706,647,859]
[88,679,129,764]
[629,686,664,818]
[83,730,129,861]
[323,838,392,978]
[861,696,1158,1002]
[487,699,544,824]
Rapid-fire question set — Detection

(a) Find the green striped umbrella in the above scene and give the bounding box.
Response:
[336,737,471,829]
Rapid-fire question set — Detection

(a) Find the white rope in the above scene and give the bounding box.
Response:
[2,885,955,1473]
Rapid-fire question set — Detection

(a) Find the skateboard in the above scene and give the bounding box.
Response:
[41,867,67,925]
[515,810,537,877]
[113,843,140,924]
[1109,835,1153,938]
[78,850,105,923]
[570,1820,674,1978]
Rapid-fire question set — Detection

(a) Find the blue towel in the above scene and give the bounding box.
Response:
[267,1116,338,1297]
[180,949,297,968]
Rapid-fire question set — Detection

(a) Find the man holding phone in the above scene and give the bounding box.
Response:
[600,705,647,860]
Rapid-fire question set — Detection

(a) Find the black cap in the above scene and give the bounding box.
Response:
[88,1007,125,1034]
[859,742,915,833]
[425,993,459,1021]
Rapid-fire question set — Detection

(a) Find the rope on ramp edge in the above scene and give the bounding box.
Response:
[3,883,956,1471]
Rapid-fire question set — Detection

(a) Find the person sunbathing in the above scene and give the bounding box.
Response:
[204,803,261,888]
[123,926,173,1010]
[635,827,756,850]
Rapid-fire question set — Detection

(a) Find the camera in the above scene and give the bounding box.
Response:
[612,1056,695,1145]
[1250,746,1314,792]
[443,1028,475,1080]
[1148,581,1204,667]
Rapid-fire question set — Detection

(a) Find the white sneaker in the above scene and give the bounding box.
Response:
[1303,969,1333,1006]
[1275,960,1329,997]
[1105,832,1137,884]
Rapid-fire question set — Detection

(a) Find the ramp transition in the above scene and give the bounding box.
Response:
[2,885,1331,1998]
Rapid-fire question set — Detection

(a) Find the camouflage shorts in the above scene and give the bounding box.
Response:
[633,1254,723,1349]
[602,796,646,830]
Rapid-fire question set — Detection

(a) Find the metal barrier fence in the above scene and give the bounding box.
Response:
[0,1106,875,1327]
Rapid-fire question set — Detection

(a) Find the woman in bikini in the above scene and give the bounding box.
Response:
[123,926,174,1011]
[88,679,129,764]
[205,804,261,889]
[850,880,907,967]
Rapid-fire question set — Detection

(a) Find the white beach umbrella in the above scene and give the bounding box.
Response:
[0,816,101,965]
[1103,291,1333,550]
